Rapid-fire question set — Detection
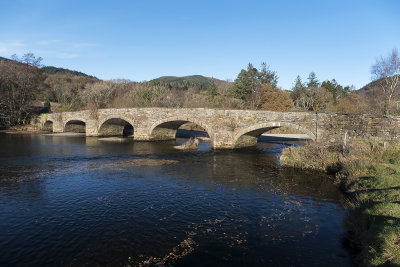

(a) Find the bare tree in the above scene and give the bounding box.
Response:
[371,48,400,115]
[245,88,265,110]
[81,81,116,109]
[11,52,43,67]
[0,53,44,126]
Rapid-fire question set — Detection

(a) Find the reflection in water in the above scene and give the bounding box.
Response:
[0,133,351,266]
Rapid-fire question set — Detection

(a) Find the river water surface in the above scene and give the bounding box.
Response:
[0,133,351,266]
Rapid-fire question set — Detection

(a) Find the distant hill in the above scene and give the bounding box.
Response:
[358,75,400,93]
[358,78,383,94]
[151,75,216,83]
[41,66,98,79]
[0,56,13,63]
[150,75,231,90]
[1,56,97,79]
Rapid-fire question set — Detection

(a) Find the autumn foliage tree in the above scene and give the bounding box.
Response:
[261,84,294,111]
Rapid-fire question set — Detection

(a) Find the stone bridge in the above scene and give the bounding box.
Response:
[44,108,400,149]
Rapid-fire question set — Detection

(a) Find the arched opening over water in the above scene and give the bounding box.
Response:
[233,122,314,148]
[149,117,212,143]
[98,118,134,137]
[43,120,53,132]
[64,120,86,133]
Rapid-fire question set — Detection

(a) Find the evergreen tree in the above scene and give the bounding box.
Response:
[258,62,278,88]
[307,72,320,87]
[229,69,252,100]
[292,75,305,92]
[321,79,350,104]
[229,62,279,100]
[290,75,305,107]
[207,79,219,97]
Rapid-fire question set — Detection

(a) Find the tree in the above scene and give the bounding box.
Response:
[229,63,279,109]
[245,86,265,110]
[258,62,278,88]
[307,72,320,87]
[44,73,96,111]
[261,84,294,111]
[335,93,366,114]
[371,48,400,115]
[308,87,332,111]
[81,81,116,109]
[0,53,45,126]
[229,63,258,100]
[207,79,219,98]
[321,79,350,104]
[291,83,333,111]
[290,75,305,104]
[292,75,305,92]
[11,52,43,68]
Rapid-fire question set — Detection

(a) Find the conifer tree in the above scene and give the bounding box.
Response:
[207,79,218,97]
[307,72,320,87]
[229,62,278,100]
[258,62,278,89]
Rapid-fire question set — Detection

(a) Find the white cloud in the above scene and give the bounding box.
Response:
[36,40,61,46]
[52,52,79,59]
[70,42,97,50]
[0,40,25,55]
[0,39,98,60]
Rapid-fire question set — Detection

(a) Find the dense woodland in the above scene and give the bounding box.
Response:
[0,50,399,128]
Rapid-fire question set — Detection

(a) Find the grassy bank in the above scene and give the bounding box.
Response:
[281,140,400,266]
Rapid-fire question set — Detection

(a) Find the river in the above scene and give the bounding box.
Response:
[0,133,352,266]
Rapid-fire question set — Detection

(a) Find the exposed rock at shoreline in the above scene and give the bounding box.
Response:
[174,137,199,150]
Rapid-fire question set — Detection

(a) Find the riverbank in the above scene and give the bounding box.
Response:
[281,139,400,266]
[0,125,50,134]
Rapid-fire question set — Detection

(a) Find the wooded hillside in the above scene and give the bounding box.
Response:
[1,50,399,128]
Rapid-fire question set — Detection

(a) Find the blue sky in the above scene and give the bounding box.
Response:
[0,0,399,89]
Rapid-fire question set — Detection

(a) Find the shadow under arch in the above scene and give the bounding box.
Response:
[149,117,214,144]
[98,117,134,137]
[233,122,315,148]
[43,120,53,132]
[64,119,86,133]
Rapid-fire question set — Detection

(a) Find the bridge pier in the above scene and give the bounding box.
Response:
[133,128,151,141]
[53,120,64,133]
[85,120,99,136]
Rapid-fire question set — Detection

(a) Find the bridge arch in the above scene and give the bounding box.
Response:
[98,116,134,136]
[233,122,315,148]
[149,116,214,143]
[64,119,86,133]
[43,119,54,132]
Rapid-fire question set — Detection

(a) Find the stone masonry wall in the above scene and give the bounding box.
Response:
[46,108,400,149]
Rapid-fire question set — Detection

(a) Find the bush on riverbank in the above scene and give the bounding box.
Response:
[281,139,400,266]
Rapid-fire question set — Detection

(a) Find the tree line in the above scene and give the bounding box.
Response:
[0,49,399,128]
